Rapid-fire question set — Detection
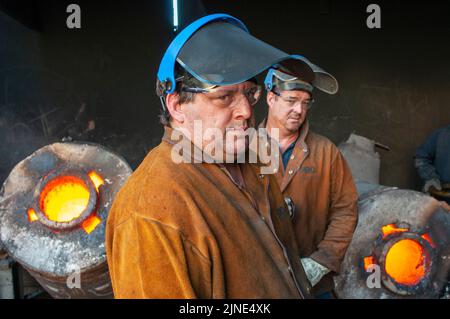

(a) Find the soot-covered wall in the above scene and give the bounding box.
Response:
[0,0,206,183]
[204,0,450,189]
[1,0,449,190]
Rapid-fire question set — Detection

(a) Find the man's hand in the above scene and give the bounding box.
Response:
[300,257,330,287]
[423,178,442,193]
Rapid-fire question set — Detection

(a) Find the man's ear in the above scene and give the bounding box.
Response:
[165,93,185,123]
[266,91,276,109]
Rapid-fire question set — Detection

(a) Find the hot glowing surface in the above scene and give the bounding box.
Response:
[381,224,408,239]
[385,239,428,286]
[39,176,90,223]
[88,171,104,192]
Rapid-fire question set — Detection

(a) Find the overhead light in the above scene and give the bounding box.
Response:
[173,0,179,32]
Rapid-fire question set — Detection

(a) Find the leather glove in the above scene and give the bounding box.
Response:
[300,257,330,287]
[423,178,442,193]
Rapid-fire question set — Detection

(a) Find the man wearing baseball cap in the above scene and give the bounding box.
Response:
[261,56,358,298]
[106,14,315,298]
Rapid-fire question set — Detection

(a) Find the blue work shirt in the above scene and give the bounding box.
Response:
[415,125,450,184]
[282,139,298,169]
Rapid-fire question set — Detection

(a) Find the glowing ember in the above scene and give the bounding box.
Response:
[385,239,429,286]
[381,224,408,239]
[82,215,101,234]
[27,208,39,222]
[88,171,104,193]
[421,233,436,248]
[39,176,90,223]
[363,256,376,271]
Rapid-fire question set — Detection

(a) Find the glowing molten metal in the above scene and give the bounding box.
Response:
[385,239,429,286]
[381,224,408,239]
[88,171,104,192]
[27,208,39,222]
[39,175,90,223]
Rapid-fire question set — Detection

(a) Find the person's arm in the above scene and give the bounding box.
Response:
[107,215,212,298]
[414,129,442,190]
[309,150,358,274]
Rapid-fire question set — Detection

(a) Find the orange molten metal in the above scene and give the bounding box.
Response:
[82,215,101,234]
[88,171,104,192]
[363,256,376,271]
[381,224,408,239]
[83,171,105,234]
[385,239,428,286]
[27,208,39,222]
[39,176,90,223]
[421,233,436,248]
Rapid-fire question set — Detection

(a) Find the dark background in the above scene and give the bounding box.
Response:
[1,0,449,189]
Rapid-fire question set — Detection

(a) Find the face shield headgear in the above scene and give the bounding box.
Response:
[156,14,315,95]
[264,55,338,95]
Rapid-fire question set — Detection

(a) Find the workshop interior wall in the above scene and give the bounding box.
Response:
[1,0,449,190]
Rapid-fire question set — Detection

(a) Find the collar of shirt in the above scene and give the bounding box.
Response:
[281,137,298,169]
[258,119,310,169]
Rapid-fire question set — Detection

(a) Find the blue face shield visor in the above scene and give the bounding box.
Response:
[157,14,314,94]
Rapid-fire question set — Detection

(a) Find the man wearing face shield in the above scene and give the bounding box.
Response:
[105,14,315,298]
[261,57,358,298]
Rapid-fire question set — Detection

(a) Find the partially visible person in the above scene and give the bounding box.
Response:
[106,14,315,299]
[260,56,358,298]
[415,125,450,204]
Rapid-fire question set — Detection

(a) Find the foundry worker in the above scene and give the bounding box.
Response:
[260,56,358,298]
[105,14,315,298]
[414,125,450,204]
